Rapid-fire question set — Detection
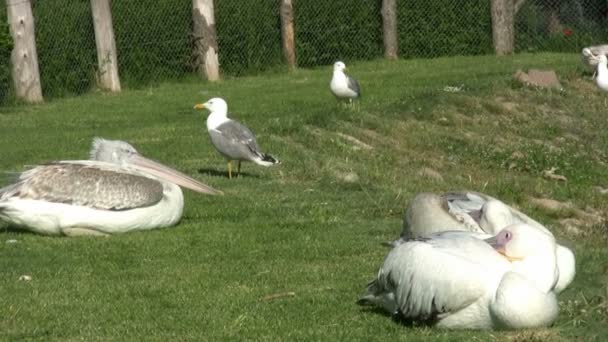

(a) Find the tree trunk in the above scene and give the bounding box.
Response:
[6,0,43,103]
[90,0,121,92]
[192,0,220,81]
[381,0,398,60]
[280,0,296,69]
[491,0,526,55]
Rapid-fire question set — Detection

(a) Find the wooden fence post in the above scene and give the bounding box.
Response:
[381,0,398,60]
[280,0,296,69]
[192,0,220,81]
[90,0,121,92]
[491,0,526,55]
[6,0,43,103]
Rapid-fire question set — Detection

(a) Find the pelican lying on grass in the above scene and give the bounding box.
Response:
[0,138,222,236]
[390,191,575,293]
[194,98,280,179]
[359,224,560,330]
[330,61,361,105]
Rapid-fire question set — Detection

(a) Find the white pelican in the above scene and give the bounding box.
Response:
[390,191,575,294]
[581,45,608,71]
[330,61,361,104]
[359,224,560,330]
[0,138,222,236]
[193,98,280,179]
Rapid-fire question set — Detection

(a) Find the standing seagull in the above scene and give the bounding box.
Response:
[595,55,608,95]
[193,98,280,179]
[0,138,222,236]
[330,61,361,106]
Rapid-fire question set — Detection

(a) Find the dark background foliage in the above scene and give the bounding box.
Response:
[0,0,607,101]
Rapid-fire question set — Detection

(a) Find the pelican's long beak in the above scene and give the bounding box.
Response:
[130,154,223,195]
[193,103,207,110]
[484,235,521,262]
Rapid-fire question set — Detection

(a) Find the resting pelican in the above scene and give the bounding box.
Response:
[0,138,222,236]
[359,224,560,330]
[390,191,575,294]
[330,61,361,105]
[193,98,280,179]
[581,45,608,71]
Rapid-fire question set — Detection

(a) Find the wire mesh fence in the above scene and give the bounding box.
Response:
[0,0,607,103]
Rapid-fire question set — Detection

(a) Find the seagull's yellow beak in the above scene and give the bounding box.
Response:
[193,103,207,110]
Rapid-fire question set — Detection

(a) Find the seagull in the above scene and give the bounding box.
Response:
[389,191,575,294]
[193,98,280,179]
[358,224,560,330]
[0,138,222,236]
[595,54,608,94]
[330,61,361,105]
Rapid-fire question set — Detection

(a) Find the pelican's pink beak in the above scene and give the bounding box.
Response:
[130,154,223,195]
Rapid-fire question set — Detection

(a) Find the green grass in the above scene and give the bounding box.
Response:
[1,53,607,340]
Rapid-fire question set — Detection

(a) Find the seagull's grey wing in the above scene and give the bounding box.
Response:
[210,120,264,159]
[1,162,164,210]
[347,76,361,97]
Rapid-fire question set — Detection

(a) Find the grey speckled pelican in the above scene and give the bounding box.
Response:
[0,138,222,236]
[193,98,280,179]
[389,191,575,294]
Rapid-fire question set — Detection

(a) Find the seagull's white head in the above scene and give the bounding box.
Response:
[194,97,228,117]
[333,61,347,72]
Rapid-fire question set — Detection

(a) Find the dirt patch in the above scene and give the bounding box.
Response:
[513,69,563,90]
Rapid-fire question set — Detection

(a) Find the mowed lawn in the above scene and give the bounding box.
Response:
[0,53,607,340]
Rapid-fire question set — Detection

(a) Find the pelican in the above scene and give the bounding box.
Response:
[390,191,575,293]
[0,138,222,236]
[330,61,361,105]
[193,98,280,179]
[358,224,560,330]
[581,45,608,71]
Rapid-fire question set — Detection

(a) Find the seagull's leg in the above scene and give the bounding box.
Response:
[227,161,233,179]
[237,161,242,178]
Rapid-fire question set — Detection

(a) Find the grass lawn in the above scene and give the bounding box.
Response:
[1,53,607,340]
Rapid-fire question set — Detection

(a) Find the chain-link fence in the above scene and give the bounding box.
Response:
[0,0,606,103]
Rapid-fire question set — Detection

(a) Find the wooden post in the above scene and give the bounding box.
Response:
[280,0,296,69]
[491,0,526,55]
[381,0,398,60]
[6,0,43,103]
[192,0,220,81]
[90,0,121,92]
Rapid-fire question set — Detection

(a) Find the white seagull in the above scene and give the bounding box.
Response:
[595,54,608,93]
[0,138,222,236]
[330,61,361,104]
[389,191,575,294]
[359,224,560,330]
[194,98,280,179]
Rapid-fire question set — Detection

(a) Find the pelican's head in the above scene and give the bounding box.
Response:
[193,97,228,118]
[582,48,593,58]
[90,137,223,195]
[486,223,555,262]
[333,61,347,72]
[486,223,559,293]
[90,138,139,166]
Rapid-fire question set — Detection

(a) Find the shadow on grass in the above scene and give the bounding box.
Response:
[358,306,436,328]
[197,168,261,179]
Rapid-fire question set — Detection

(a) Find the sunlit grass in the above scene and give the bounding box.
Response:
[1,53,607,340]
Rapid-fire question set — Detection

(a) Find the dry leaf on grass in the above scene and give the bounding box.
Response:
[542,167,567,182]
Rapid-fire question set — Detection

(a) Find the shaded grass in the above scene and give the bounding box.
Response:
[1,53,607,340]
